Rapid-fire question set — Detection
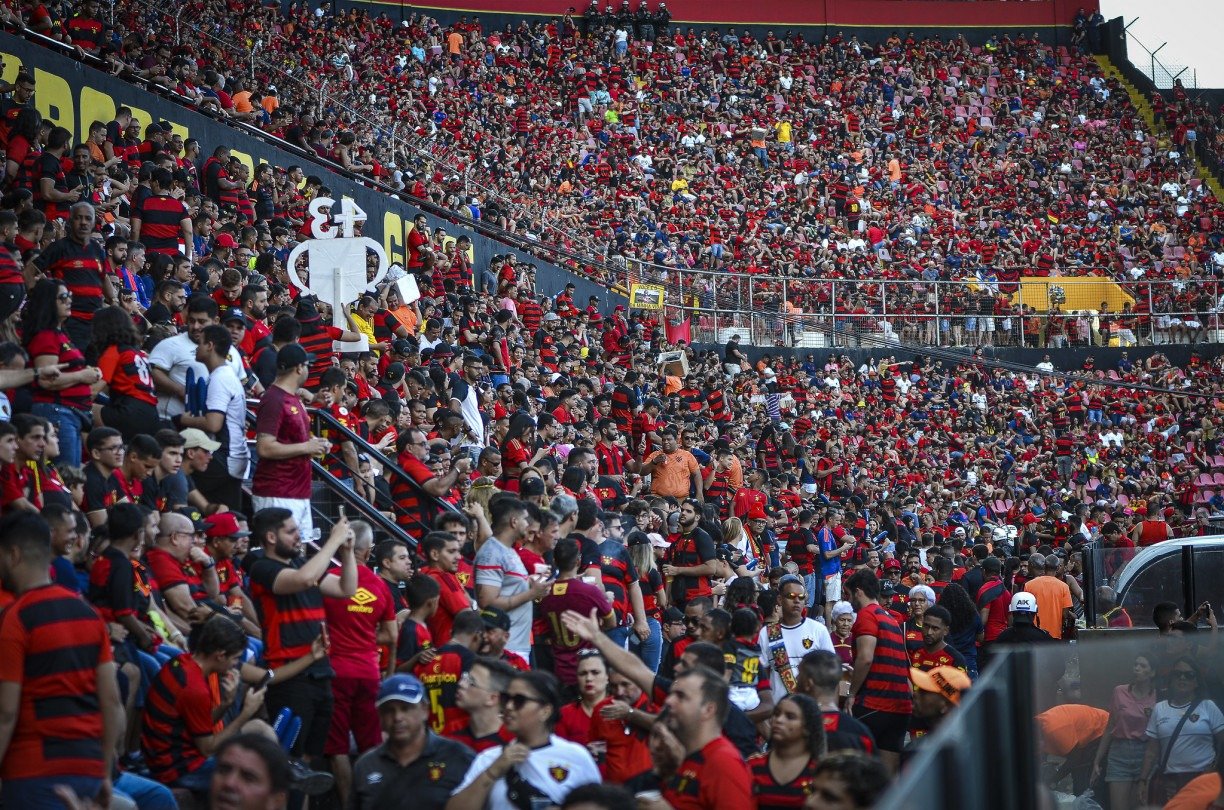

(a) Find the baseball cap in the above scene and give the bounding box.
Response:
[480,607,511,633]
[205,512,251,539]
[391,338,415,355]
[910,666,971,705]
[214,233,238,249]
[177,506,209,533]
[376,674,426,707]
[883,559,902,572]
[747,506,768,521]
[221,307,247,325]
[648,532,670,549]
[180,428,220,452]
[1009,592,1039,614]
[276,344,315,370]
[543,312,561,322]
[662,606,684,624]
[520,477,546,497]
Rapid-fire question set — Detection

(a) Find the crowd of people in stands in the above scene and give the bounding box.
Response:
[14,0,1224,346]
[0,4,1222,810]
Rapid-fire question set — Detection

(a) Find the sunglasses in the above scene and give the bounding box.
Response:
[500,692,545,710]
[1172,670,1197,680]
[683,616,700,625]
[783,592,808,601]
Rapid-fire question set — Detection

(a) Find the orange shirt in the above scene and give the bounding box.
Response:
[447,31,463,54]
[647,448,700,498]
[1167,773,1222,810]
[1024,575,1073,639]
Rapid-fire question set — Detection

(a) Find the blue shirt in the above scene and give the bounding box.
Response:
[817,527,841,578]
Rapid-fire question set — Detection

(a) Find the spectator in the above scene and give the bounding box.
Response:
[474,497,552,661]
[0,511,121,808]
[178,323,248,510]
[350,674,475,810]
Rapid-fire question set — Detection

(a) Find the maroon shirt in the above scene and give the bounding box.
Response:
[539,578,613,686]
[253,384,312,499]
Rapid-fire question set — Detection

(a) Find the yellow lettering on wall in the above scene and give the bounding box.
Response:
[384,210,404,266]
[230,149,254,173]
[78,86,115,142]
[33,67,72,132]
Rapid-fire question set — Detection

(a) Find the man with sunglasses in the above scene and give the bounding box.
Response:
[759,575,834,698]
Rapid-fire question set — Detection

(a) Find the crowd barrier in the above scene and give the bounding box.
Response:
[641,272,1224,349]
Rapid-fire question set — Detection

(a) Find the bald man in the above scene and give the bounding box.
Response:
[145,511,219,637]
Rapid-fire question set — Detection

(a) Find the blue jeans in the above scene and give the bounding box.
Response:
[629,617,663,673]
[132,643,182,708]
[803,573,818,610]
[32,401,91,468]
[606,625,631,650]
[172,758,216,794]
[2,775,103,810]
[115,772,178,810]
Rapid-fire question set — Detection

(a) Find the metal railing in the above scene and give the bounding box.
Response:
[646,272,1224,349]
[309,407,465,546]
[1122,21,1197,91]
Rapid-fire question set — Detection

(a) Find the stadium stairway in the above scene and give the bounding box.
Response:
[1093,54,1224,200]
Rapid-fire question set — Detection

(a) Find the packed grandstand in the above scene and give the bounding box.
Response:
[0,1,1221,809]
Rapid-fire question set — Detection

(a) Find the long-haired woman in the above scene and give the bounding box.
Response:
[448,670,600,810]
[87,305,158,441]
[748,693,826,808]
[23,279,101,467]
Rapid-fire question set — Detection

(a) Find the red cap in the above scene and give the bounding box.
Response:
[214,233,238,249]
[884,559,902,571]
[205,512,251,539]
[747,506,768,520]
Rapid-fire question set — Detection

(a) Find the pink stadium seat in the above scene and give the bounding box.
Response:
[1197,473,1214,488]
[1213,472,1224,487]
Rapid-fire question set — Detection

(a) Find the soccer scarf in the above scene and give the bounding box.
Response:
[767,621,798,694]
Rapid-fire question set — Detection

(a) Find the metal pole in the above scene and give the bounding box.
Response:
[175,5,183,46]
[1148,283,1155,344]
[831,280,837,348]
[934,281,941,347]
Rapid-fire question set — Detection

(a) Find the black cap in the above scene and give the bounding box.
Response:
[221,307,247,325]
[480,607,511,632]
[276,344,314,370]
[520,477,546,497]
[177,506,209,533]
[391,338,415,355]
[662,606,684,623]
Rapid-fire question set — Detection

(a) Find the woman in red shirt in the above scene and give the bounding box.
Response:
[554,649,610,748]
[87,305,158,441]
[23,279,102,468]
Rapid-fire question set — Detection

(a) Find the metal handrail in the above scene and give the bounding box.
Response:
[309,407,463,536]
[241,405,418,547]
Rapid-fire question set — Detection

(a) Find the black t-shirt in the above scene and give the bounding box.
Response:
[823,709,876,754]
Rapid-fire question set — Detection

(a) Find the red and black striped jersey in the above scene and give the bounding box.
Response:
[0,241,22,285]
[246,555,328,669]
[133,193,188,255]
[748,752,818,808]
[390,451,439,539]
[98,344,157,406]
[88,545,139,622]
[852,603,913,715]
[596,538,639,624]
[0,583,112,780]
[450,723,513,753]
[142,653,216,784]
[823,709,876,754]
[31,236,108,322]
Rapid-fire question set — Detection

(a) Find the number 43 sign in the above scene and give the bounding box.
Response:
[284,198,390,340]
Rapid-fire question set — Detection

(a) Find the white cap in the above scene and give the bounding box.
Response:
[1010,592,1039,614]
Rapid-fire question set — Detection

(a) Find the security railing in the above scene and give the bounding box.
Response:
[646,273,1224,349]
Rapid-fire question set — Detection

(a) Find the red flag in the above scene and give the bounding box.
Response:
[666,317,691,345]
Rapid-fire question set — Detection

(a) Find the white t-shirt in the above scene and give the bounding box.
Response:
[205,363,250,480]
[148,332,247,418]
[758,618,835,699]
[452,735,599,809]
[1147,698,1224,774]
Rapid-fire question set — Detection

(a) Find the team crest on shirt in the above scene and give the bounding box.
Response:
[427,762,446,781]
[290,406,299,414]
[802,637,814,649]
[549,766,569,782]
[1191,713,1201,723]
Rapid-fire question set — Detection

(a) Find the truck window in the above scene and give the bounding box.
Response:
[1117,552,1184,629]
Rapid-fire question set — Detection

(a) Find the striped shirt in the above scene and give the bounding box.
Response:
[142,653,215,784]
[0,583,112,779]
[852,602,913,715]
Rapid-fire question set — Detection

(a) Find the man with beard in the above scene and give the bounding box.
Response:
[419,531,471,646]
[149,295,245,421]
[661,499,718,608]
[244,507,356,771]
[374,539,414,617]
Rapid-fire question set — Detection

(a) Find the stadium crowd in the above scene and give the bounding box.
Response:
[14,0,1224,347]
[0,4,1222,810]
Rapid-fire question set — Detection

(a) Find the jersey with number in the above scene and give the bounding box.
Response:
[723,637,766,690]
[413,641,473,736]
[539,578,614,686]
[98,344,157,406]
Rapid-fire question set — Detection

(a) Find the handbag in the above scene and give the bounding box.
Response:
[1148,698,1203,804]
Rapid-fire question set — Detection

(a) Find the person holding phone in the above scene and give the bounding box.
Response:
[243,506,356,770]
